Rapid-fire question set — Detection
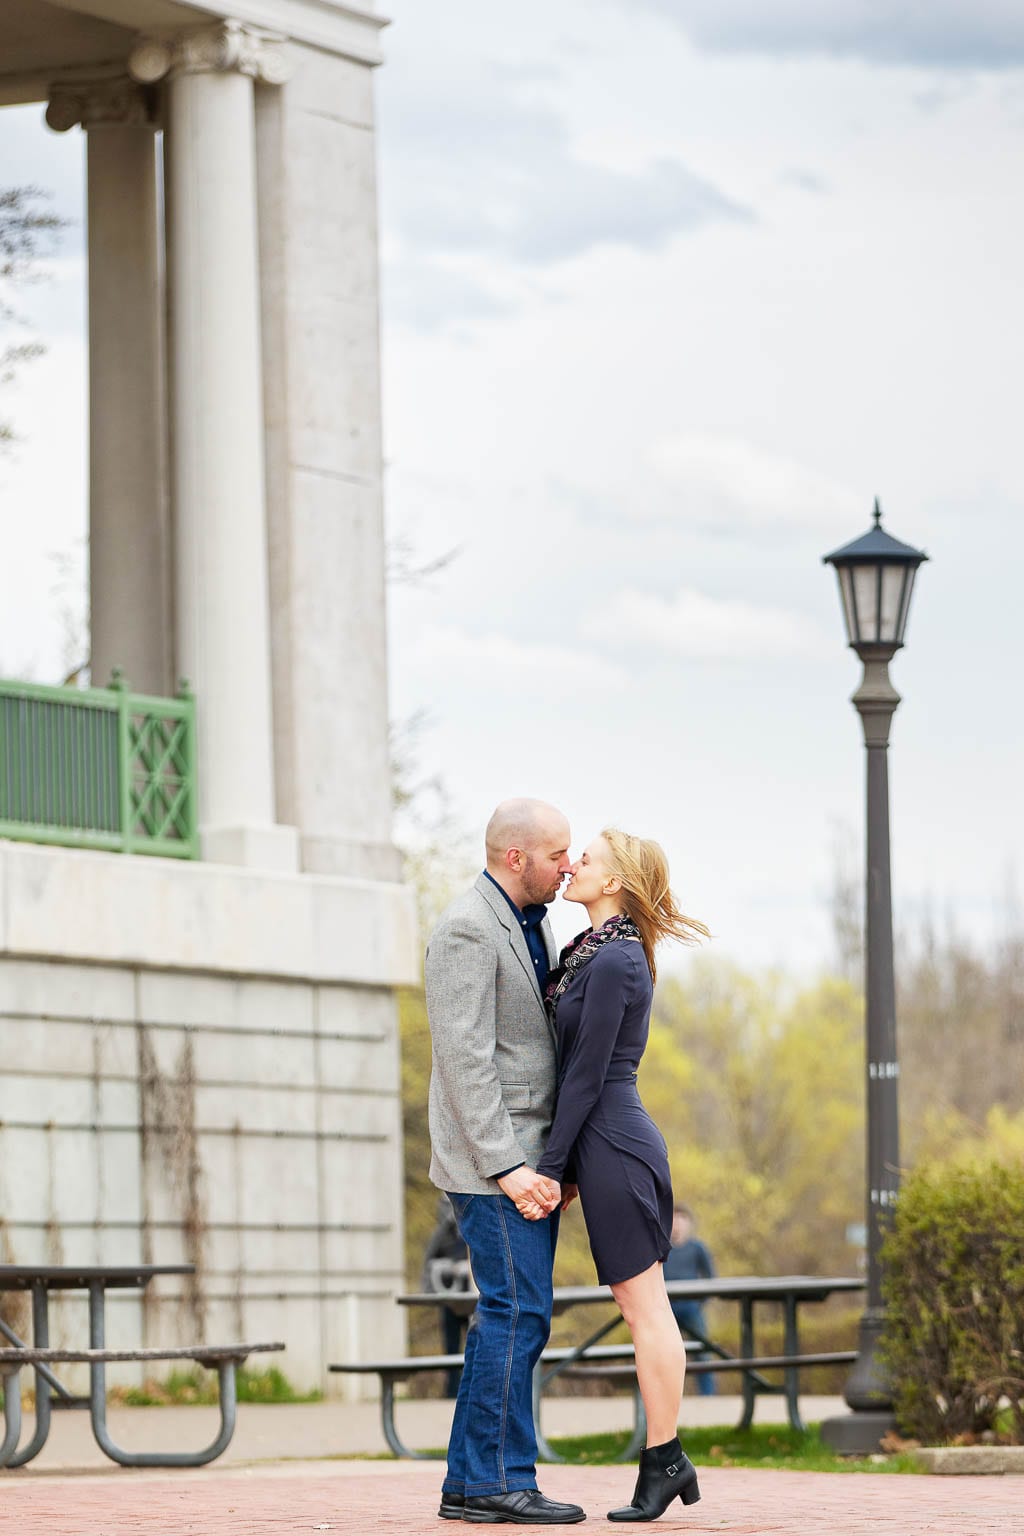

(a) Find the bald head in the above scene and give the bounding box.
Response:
[485,799,565,861]
[485,798,572,908]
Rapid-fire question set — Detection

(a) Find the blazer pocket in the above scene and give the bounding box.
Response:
[500,1082,531,1110]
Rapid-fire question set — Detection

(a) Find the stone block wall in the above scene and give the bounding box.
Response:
[0,841,418,1397]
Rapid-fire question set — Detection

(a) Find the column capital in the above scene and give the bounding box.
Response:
[45,77,155,133]
[129,21,291,88]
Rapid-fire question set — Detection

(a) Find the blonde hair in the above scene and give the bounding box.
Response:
[601,827,709,983]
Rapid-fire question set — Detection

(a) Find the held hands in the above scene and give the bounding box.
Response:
[497,1166,561,1221]
[559,1183,578,1212]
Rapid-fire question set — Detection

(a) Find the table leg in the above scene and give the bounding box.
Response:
[535,1312,626,1463]
[738,1299,756,1429]
[539,1313,651,1464]
[377,1376,443,1461]
[782,1296,804,1434]
[539,1313,622,1390]
[3,1283,57,1467]
[87,1280,110,1458]
[82,1280,264,1468]
[618,1385,647,1463]
[0,1363,23,1465]
[533,1361,564,1463]
[91,1353,246,1468]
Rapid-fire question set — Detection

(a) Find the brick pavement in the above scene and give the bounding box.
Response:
[1,1458,1021,1536]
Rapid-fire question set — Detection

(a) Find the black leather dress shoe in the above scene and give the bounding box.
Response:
[464,1490,586,1524]
[439,1492,465,1519]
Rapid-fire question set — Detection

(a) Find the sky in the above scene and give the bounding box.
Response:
[2,0,1023,973]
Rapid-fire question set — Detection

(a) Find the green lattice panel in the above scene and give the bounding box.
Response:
[129,713,195,845]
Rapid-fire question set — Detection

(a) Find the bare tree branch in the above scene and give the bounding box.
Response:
[0,185,70,450]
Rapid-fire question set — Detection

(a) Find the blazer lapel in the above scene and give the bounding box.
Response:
[475,873,546,1008]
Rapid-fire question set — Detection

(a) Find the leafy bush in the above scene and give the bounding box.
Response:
[112,1364,321,1407]
[882,1158,1024,1444]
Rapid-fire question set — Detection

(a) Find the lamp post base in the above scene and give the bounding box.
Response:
[820,1408,896,1455]
[821,1311,896,1455]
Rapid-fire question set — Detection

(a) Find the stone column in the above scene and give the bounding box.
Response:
[46,80,170,698]
[129,24,297,871]
[256,41,403,882]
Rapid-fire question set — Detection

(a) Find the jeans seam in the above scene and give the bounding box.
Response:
[494,1196,519,1494]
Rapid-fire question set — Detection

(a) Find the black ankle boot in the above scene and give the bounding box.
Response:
[606,1438,701,1522]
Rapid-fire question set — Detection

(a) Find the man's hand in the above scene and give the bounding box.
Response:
[497,1166,561,1220]
[559,1183,578,1212]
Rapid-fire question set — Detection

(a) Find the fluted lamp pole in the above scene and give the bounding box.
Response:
[820,499,928,1455]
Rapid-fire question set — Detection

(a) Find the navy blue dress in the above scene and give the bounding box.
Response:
[536,940,673,1286]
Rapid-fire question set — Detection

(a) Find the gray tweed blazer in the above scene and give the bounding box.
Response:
[425,873,558,1195]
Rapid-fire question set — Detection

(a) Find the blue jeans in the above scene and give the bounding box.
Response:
[443,1192,559,1497]
[672,1301,716,1396]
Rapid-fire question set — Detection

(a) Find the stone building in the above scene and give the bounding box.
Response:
[0,0,417,1394]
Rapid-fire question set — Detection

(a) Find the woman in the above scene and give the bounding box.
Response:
[535,829,709,1522]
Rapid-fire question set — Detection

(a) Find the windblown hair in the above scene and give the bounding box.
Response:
[601,827,709,983]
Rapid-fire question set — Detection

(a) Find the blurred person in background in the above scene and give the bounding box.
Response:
[663,1204,717,1397]
[421,1193,472,1397]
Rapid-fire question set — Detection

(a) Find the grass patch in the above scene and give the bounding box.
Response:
[543,1424,925,1474]
[110,1365,321,1407]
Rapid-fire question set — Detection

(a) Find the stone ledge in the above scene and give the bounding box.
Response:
[912,1446,1024,1475]
[202,0,387,65]
[0,839,419,987]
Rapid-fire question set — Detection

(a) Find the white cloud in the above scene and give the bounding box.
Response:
[411,623,628,687]
[633,1,1024,70]
[387,95,751,267]
[377,34,752,329]
[648,433,863,533]
[591,587,825,660]
[382,258,515,333]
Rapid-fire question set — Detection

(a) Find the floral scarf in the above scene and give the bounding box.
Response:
[544,912,642,1018]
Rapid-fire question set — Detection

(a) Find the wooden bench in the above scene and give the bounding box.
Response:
[560,1347,857,1445]
[0,1341,284,1468]
[563,1350,857,1388]
[563,1349,856,1384]
[330,1343,644,1460]
[331,1342,858,1461]
[398,1274,865,1450]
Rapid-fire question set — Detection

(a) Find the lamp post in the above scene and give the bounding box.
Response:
[820,499,928,1455]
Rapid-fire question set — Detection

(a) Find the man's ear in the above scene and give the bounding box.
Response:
[506,847,524,873]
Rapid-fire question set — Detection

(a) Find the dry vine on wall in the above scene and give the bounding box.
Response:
[138,1026,209,1338]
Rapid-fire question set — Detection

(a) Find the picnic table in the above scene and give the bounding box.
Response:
[0,1263,282,1468]
[394,1274,864,1458]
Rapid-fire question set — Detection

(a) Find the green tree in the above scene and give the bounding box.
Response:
[647,961,864,1278]
[897,910,1024,1161]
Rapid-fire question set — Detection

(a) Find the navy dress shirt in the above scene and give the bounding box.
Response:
[483,870,550,988]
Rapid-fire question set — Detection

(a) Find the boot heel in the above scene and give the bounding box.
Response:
[680,1479,701,1506]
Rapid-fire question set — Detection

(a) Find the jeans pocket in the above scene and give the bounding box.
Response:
[448,1192,475,1219]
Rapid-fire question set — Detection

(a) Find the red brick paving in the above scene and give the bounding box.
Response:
[1,1460,1021,1536]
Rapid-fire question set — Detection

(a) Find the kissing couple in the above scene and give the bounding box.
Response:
[425,798,709,1524]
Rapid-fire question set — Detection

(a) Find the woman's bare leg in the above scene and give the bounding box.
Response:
[610,1261,685,1445]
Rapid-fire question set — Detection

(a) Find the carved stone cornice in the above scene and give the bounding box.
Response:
[129,21,292,87]
[45,78,156,134]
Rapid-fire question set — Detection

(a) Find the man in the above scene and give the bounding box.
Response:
[425,798,584,1525]
[663,1204,717,1397]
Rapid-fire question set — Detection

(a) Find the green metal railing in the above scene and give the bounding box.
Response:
[0,672,198,859]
